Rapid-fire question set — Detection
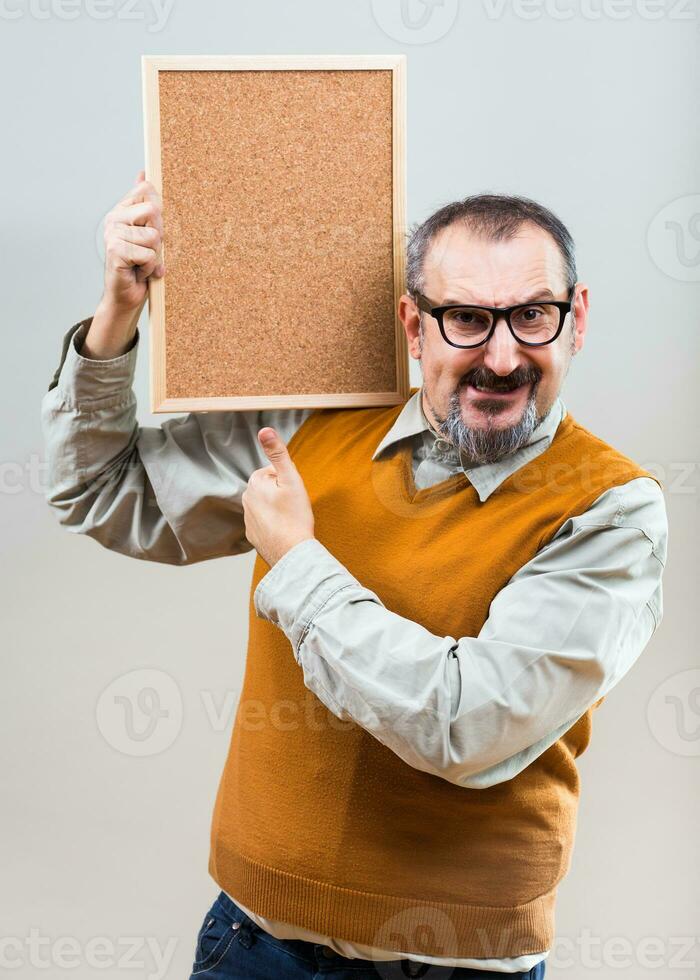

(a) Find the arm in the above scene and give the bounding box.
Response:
[41,318,313,565]
[253,477,667,787]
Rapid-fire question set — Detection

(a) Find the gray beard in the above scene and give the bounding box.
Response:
[429,382,547,466]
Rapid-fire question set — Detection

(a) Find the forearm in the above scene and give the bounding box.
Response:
[80,297,143,360]
[42,317,141,500]
[255,540,460,773]
[42,318,314,565]
[254,516,664,787]
[41,317,191,563]
[254,539,581,785]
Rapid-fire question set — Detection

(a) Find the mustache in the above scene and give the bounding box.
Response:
[460,367,541,392]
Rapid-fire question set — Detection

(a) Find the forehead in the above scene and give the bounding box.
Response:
[422,220,567,305]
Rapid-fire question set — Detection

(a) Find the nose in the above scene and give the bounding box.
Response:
[480,313,524,376]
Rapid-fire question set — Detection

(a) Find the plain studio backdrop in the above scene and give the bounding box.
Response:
[1,2,698,978]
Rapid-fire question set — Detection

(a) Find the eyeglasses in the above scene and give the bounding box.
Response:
[413,287,576,348]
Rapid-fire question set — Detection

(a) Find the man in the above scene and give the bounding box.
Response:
[42,175,667,980]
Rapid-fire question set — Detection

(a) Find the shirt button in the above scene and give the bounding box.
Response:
[435,438,452,453]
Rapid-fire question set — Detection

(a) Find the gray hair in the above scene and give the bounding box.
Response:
[405,193,577,298]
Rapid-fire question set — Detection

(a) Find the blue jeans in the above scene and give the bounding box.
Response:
[188,890,546,980]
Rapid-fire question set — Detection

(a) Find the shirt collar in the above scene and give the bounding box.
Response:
[371,386,566,502]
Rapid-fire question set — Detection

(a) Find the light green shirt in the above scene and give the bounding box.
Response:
[41,318,667,973]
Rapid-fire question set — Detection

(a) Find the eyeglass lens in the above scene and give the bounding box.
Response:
[443,304,561,345]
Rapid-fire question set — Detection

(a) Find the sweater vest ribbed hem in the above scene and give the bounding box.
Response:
[207,847,557,959]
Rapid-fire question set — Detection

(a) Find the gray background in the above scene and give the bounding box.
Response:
[2,1,699,977]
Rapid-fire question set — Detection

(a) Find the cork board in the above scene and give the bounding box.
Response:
[141,55,409,413]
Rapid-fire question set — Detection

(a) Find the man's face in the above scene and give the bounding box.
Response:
[399,220,589,465]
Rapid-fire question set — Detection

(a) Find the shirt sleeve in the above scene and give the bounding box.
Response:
[253,476,668,788]
[41,317,314,565]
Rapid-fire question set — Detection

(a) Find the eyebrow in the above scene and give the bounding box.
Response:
[441,289,557,305]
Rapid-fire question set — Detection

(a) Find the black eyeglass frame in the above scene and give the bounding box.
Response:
[413,286,576,349]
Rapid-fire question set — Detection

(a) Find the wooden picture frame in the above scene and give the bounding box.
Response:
[141,55,409,413]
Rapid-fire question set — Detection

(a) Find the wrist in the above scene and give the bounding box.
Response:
[82,298,142,360]
[269,534,316,568]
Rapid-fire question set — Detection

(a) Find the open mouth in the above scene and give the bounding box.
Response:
[466,382,530,398]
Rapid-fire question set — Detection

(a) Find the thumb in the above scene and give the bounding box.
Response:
[136,169,146,184]
[258,427,297,484]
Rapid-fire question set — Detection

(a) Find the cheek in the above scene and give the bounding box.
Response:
[534,353,563,384]
[420,333,480,392]
[449,357,479,388]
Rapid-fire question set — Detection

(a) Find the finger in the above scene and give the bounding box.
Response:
[134,260,161,282]
[114,222,161,251]
[120,177,161,209]
[140,260,165,280]
[258,428,297,485]
[132,256,162,281]
[109,238,158,273]
[110,201,163,233]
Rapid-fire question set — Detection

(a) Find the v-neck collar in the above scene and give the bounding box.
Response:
[396,440,470,504]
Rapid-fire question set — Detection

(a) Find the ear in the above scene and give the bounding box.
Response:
[399,293,423,360]
[571,283,589,356]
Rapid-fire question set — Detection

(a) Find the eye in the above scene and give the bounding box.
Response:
[452,309,489,326]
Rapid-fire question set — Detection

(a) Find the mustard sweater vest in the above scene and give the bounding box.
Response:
[208,392,661,958]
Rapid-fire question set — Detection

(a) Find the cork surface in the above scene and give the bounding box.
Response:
[157,69,397,399]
